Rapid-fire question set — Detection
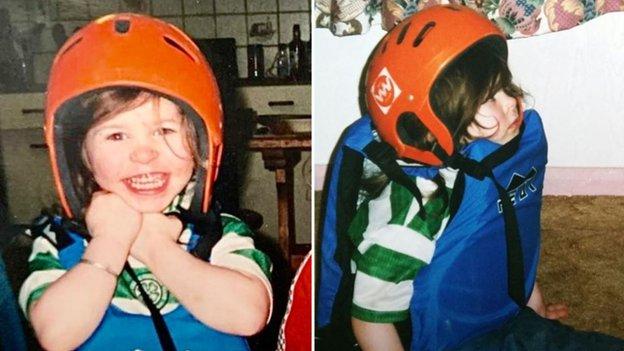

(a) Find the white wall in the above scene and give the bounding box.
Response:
[313,12,624,194]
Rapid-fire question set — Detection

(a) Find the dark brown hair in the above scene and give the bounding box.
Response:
[429,37,524,148]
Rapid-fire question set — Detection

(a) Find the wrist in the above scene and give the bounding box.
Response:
[140,235,178,268]
[83,236,132,275]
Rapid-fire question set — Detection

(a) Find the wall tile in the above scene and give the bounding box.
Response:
[215,0,245,14]
[159,16,184,29]
[10,21,37,42]
[39,22,63,53]
[119,0,151,14]
[35,20,85,53]
[36,0,55,22]
[183,0,214,15]
[215,15,247,46]
[5,1,34,22]
[278,0,309,12]
[45,0,60,21]
[4,0,310,86]
[152,0,182,16]
[236,46,248,78]
[63,20,88,34]
[279,12,310,43]
[57,0,89,20]
[184,16,215,38]
[247,0,277,12]
[88,0,120,18]
[33,52,55,85]
[247,14,277,45]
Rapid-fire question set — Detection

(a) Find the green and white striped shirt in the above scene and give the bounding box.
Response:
[349,168,457,323]
[18,213,273,319]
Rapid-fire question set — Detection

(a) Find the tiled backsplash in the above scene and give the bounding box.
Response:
[1,0,310,89]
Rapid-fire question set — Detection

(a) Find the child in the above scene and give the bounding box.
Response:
[317,5,569,350]
[18,14,271,350]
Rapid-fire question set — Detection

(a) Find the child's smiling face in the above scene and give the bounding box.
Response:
[83,97,195,213]
[467,89,523,145]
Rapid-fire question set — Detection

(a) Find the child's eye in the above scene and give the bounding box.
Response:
[156,127,177,136]
[106,132,125,141]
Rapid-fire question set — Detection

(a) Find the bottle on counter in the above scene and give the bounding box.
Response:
[276,43,290,78]
[288,24,306,81]
[247,44,264,79]
[303,40,311,81]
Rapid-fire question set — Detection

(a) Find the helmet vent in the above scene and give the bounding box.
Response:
[115,19,130,33]
[396,21,412,45]
[58,37,83,58]
[444,5,461,11]
[413,21,436,47]
[397,112,431,148]
[163,35,198,63]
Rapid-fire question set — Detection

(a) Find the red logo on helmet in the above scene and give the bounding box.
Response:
[372,75,394,106]
[371,67,401,115]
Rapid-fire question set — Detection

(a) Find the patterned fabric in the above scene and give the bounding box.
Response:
[349,168,456,322]
[314,0,624,38]
[277,252,311,351]
[18,213,273,321]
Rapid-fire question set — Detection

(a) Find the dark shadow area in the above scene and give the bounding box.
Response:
[1,225,43,350]
[247,229,293,351]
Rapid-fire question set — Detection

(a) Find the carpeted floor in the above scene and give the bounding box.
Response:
[315,194,624,339]
[539,196,624,338]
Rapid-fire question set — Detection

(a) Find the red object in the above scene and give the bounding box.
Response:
[277,252,311,351]
[365,5,506,165]
[45,13,223,217]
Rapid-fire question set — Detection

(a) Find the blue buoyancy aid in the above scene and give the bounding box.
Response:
[317,110,547,351]
[317,116,372,329]
[409,109,547,350]
[54,219,249,351]
[316,114,445,330]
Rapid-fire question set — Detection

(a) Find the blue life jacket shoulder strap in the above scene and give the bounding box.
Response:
[362,140,426,219]
[123,262,177,351]
[124,204,223,351]
[432,121,527,306]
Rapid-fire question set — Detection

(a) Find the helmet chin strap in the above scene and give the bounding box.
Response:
[433,130,527,307]
[363,140,427,219]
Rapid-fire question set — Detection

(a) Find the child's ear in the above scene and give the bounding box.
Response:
[81,145,93,171]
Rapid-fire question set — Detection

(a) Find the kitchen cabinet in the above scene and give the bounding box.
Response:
[235,82,311,268]
[0,93,56,224]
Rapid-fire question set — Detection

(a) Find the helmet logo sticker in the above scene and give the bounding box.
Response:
[371,67,401,115]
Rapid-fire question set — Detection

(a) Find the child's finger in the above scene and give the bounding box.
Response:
[545,303,569,320]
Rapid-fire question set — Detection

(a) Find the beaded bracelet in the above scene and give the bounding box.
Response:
[79,258,119,278]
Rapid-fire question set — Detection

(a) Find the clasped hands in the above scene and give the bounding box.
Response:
[85,191,183,264]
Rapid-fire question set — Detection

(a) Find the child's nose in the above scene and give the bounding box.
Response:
[130,144,159,164]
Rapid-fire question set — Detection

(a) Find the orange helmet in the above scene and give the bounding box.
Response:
[45,13,223,218]
[365,5,506,165]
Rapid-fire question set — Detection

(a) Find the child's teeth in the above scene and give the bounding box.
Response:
[129,174,164,189]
